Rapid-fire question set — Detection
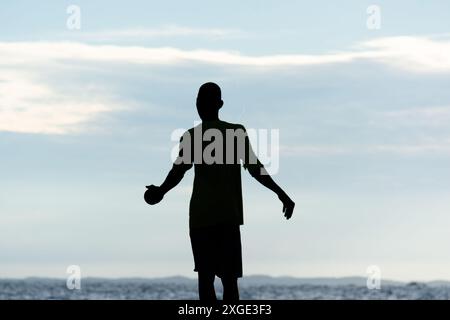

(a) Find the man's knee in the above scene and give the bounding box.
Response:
[221,275,238,286]
[199,272,215,284]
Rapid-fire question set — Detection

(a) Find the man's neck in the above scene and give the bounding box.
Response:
[202,116,220,122]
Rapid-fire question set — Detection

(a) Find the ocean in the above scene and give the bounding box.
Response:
[1,277,449,300]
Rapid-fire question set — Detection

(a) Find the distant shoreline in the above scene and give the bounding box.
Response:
[1,275,449,287]
[1,276,449,300]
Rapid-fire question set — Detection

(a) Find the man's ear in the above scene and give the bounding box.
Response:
[218,99,224,109]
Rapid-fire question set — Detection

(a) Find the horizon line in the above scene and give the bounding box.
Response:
[2,274,450,284]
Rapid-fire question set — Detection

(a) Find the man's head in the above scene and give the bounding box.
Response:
[196,82,223,121]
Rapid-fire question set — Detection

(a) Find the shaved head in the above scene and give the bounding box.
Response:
[197,82,221,101]
[196,82,223,121]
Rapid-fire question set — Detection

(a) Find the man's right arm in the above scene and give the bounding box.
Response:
[158,162,192,195]
[146,132,193,203]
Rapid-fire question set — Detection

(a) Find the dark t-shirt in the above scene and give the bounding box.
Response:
[174,120,263,228]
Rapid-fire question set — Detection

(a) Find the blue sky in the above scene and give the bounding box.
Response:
[1,1,450,281]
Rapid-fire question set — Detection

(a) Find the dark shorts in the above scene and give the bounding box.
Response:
[189,224,242,279]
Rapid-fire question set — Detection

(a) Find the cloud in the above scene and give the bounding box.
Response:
[362,36,450,73]
[2,34,450,135]
[71,25,244,41]
[1,35,450,71]
[0,71,120,134]
[0,41,362,67]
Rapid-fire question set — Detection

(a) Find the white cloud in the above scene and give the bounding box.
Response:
[2,35,450,135]
[0,41,363,67]
[1,35,450,71]
[72,25,243,41]
[362,36,450,73]
[0,71,119,134]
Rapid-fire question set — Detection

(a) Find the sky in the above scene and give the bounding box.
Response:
[1,0,450,282]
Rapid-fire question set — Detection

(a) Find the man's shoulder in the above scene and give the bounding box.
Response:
[219,120,246,131]
[186,121,246,132]
[184,124,200,136]
[180,122,247,144]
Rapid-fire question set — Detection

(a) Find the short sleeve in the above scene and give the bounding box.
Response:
[173,131,193,171]
[239,126,264,171]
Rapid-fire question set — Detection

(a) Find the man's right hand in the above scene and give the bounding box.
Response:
[144,185,164,205]
[278,192,295,220]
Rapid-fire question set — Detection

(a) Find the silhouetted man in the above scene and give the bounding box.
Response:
[145,82,294,301]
